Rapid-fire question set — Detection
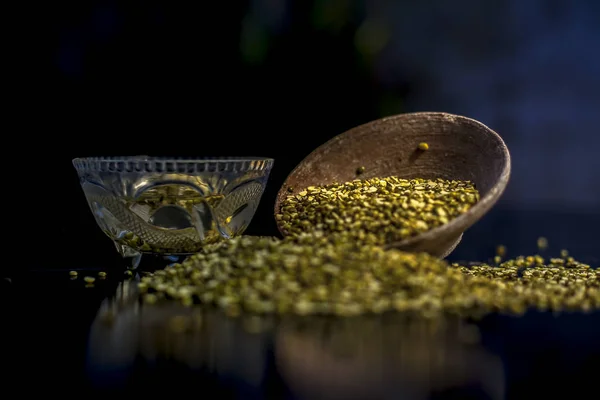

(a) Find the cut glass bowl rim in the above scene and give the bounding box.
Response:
[73,156,274,173]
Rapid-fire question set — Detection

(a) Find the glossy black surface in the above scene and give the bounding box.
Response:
[3,208,599,399]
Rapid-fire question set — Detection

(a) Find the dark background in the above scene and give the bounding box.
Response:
[4,2,600,397]
[17,0,600,268]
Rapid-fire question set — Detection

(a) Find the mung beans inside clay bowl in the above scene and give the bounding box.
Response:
[274,112,511,258]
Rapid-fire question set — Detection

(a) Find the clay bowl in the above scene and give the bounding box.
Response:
[274,112,511,258]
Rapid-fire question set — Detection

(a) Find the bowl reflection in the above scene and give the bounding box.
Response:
[86,279,272,390]
[275,315,504,400]
[87,280,504,399]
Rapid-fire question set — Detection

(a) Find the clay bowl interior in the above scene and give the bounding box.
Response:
[274,112,511,258]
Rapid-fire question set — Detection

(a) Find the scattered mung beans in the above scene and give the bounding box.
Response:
[276,177,479,246]
[537,237,548,250]
[496,245,506,257]
[451,256,598,313]
[137,235,599,318]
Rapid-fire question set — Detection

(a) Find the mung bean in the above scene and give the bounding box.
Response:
[138,235,599,318]
[277,177,479,246]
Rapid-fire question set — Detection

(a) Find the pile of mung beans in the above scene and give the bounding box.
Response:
[277,177,479,246]
[138,234,598,317]
[134,175,599,318]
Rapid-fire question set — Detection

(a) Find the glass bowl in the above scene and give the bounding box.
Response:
[73,156,274,268]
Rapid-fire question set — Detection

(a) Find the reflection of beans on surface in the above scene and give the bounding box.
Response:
[274,315,504,400]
